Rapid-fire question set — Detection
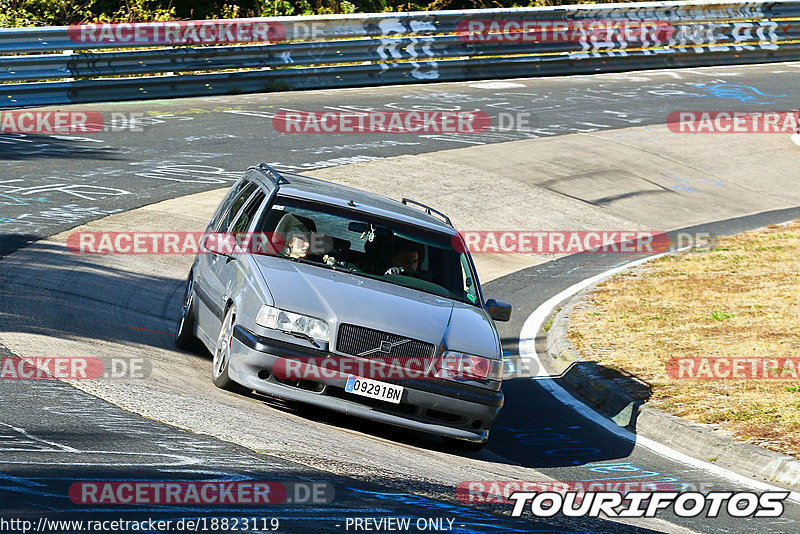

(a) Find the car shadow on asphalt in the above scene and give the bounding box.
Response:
[0,233,42,258]
[478,332,642,469]
[0,133,126,161]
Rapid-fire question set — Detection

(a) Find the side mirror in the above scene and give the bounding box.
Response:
[486,298,512,322]
[203,232,237,257]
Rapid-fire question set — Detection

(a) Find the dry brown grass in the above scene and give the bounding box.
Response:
[569,220,800,457]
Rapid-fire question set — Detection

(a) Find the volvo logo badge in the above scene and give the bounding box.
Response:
[358,338,412,357]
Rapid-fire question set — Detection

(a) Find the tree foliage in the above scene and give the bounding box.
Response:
[0,0,625,26]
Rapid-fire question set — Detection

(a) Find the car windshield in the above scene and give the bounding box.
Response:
[252,196,480,306]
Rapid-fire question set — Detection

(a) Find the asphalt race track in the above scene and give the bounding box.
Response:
[2,62,800,533]
[3,62,800,252]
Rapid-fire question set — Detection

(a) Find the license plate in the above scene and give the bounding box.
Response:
[344,375,403,404]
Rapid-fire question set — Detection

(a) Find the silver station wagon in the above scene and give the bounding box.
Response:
[175,163,511,449]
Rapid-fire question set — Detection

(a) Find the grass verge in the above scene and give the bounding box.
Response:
[569,220,800,458]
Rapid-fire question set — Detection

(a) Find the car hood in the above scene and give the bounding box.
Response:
[252,256,500,357]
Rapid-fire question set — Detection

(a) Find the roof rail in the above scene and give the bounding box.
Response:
[256,162,289,186]
[401,198,452,227]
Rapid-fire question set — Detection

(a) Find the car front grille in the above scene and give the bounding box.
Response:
[336,324,437,365]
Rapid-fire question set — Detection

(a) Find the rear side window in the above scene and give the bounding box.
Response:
[217,181,258,233]
[209,179,247,231]
[232,189,267,245]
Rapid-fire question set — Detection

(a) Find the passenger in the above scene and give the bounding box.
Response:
[283,230,311,259]
[274,213,316,258]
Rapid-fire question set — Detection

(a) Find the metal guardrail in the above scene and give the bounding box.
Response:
[2,1,800,107]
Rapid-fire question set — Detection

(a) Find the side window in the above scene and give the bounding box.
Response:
[232,189,267,246]
[209,179,246,231]
[459,254,479,305]
[218,182,258,233]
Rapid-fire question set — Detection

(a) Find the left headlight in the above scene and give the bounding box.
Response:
[436,351,503,383]
[255,305,330,342]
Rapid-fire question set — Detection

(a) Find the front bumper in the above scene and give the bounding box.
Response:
[229,326,503,442]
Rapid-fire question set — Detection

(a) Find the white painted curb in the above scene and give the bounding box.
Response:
[517,251,800,503]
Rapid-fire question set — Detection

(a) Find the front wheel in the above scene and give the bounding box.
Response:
[175,274,202,352]
[212,305,249,394]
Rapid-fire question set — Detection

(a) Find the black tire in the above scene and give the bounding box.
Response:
[175,274,203,352]
[443,436,486,452]
[212,304,249,394]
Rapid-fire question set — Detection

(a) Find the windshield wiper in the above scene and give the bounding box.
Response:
[285,256,335,270]
[285,330,320,348]
[284,255,360,275]
[285,256,315,265]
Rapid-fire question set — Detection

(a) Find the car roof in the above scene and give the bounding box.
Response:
[251,168,458,235]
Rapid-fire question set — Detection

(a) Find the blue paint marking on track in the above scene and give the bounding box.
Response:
[494,429,696,488]
[691,84,788,104]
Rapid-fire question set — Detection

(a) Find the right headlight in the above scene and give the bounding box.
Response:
[255,305,330,342]
[436,351,503,383]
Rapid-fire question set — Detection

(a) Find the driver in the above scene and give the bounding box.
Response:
[384,242,420,275]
